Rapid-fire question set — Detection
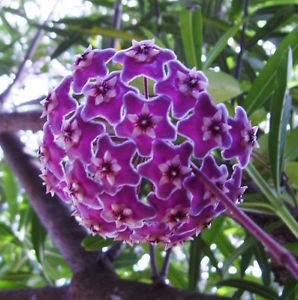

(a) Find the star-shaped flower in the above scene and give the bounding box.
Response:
[178,92,231,158]
[214,165,247,215]
[40,168,70,202]
[64,160,102,209]
[114,228,134,245]
[116,92,176,156]
[100,186,155,229]
[175,205,215,237]
[222,106,259,167]
[148,189,191,229]
[155,61,208,118]
[57,107,104,162]
[73,46,115,93]
[138,140,192,199]
[75,203,119,238]
[41,76,77,134]
[40,123,65,178]
[81,72,136,124]
[184,156,229,215]
[87,135,140,194]
[132,223,171,244]
[113,40,175,82]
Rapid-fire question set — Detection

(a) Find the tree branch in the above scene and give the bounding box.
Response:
[109,0,123,48]
[0,132,108,273]
[69,264,231,300]
[105,242,124,262]
[0,111,43,133]
[0,286,69,300]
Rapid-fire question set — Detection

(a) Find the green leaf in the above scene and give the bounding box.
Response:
[217,279,280,300]
[286,161,298,187]
[168,263,188,289]
[114,250,138,269]
[246,163,298,238]
[1,163,18,221]
[240,247,253,277]
[180,8,197,68]
[192,7,203,69]
[244,28,298,115]
[30,209,47,264]
[254,243,271,286]
[284,242,298,257]
[0,222,21,246]
[188,237,201,291]
[81,235,114,251]
[206,70,242,102]
[203,22,241,70]
[222,236,254,274]
[284,128,298,161]
[268,48,292,193]
[246,6,296,49]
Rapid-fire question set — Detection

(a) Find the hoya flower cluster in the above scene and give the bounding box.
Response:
[40,40,258,246]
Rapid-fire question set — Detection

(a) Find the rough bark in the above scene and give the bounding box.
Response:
[69,265,230,300]
[0,111,43,133]
[0,286,69,300]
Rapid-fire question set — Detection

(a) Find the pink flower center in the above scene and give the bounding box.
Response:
[136,113,154,131]
[165,164,181,181]
[166,207,188,224]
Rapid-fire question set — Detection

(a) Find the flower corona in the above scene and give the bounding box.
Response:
[40,40,258,247]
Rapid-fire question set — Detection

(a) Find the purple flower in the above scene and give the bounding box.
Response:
[100,186,155,229]
[64,160,102,209]
[73,46,115,93]
[116,92,176,156]
[40,168,70,202]
[41,76,77,134]
[178,92,231,158]
[155,61,208,118]
[214,165,247,215]
[113,40,175,82]
[74,203,118,238]
[57,107,104,162]
[114,228,134,245]
[148,189,190,229]
[81,72,136,124]
[87,135,140,194]
[222,106,259,167]
[184,156,229,215]
[175,205,215,237]
[40,42,254,246]
[40,123,65,178]
[138,140,192,199]
[132,223,171,244]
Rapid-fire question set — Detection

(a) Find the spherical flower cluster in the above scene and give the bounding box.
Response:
[40,40,258,247]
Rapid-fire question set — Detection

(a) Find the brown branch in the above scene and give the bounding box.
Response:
[0,132,108,273]
[0,111,43,133]
[0,286,69,300]
[105,242,124,262]
[69,264,231,300]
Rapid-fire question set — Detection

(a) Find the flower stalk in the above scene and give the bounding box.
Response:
[192,164,298,279]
